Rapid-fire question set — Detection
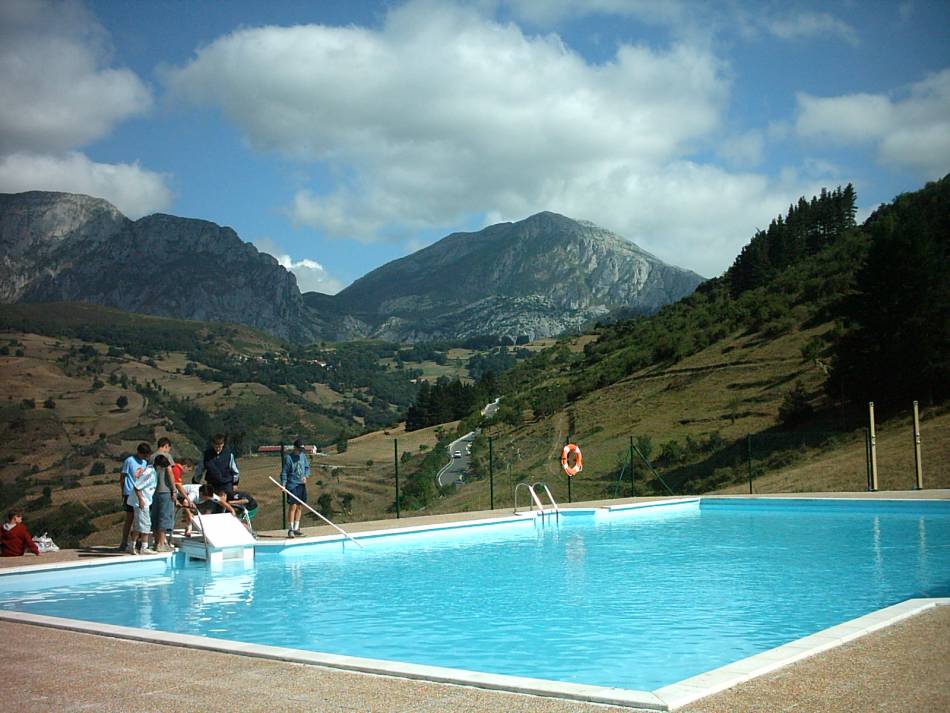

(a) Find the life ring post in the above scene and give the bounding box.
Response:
[561,443,583,477]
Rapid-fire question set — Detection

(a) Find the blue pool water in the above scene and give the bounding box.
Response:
[2,498,949,691]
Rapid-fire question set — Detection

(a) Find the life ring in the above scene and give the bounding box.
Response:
[561,443,583,476]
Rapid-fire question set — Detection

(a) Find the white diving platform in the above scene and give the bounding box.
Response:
[177,513,256,568]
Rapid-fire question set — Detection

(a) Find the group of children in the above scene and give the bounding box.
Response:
[120,436,256,555]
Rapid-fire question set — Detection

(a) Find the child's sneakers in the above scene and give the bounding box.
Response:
[287,529,296,539]
[125,543,138,555]
[139,547,157,555]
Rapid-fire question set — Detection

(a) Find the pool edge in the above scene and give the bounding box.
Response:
[653,597,950,710]
[0,609,668,710]
[1,598,946,711]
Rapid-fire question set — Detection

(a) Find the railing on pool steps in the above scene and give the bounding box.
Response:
[514,482,560,520]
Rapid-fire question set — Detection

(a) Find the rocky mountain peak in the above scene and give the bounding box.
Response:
[0,191,321,341]
[331,211,704,342]
[1,194,704,344]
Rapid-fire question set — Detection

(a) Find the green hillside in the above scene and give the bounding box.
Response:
[425,175,949,509]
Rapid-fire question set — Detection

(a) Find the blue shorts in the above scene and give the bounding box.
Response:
[287,483,307,504]
[150,492,175,531]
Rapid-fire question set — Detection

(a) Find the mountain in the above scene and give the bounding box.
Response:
[326,211,704,342]
[0,192,703,343]
[0,191,322,341]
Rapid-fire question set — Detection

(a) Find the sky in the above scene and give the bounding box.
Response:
[1,1,948,293]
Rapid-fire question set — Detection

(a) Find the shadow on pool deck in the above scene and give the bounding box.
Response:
[1,490,948,712]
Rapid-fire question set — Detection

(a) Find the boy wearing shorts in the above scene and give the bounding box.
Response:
[280,438,310,538]
[121,443,151,551]
[127,455,158,554]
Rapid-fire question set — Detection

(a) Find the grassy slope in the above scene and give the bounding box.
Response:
[0,326,345,544]
[6,305,945,546]
[717,407,949,494]
[420,322,948,515]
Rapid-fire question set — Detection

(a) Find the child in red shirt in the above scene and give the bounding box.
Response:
[1,508,40,557]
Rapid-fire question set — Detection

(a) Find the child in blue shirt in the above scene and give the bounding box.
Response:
[121,442,151,552]
[126,454,160,555]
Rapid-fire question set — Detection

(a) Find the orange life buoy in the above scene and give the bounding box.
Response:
[561,443,583,476]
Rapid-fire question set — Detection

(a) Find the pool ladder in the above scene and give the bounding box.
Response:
[513,482,560,520]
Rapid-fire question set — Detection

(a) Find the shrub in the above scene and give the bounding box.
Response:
[778,381,814,426]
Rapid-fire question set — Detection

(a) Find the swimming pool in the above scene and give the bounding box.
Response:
[1,497,948,709]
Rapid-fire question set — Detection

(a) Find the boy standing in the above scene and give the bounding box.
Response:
[150,437,177,552]
[196,433,239,498]
[120,442,151,551]
[280,438,310,538]
[126,454,160,555]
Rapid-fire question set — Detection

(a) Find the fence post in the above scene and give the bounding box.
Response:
[912,401,923,490]
[868,402,879,492]
[280,442,286,530]
[629,436,635,496]
[865,428,872,491]
[567,472,572,503]
[394,438,400,519]
[489,436,494,509]
[747,433,753,494]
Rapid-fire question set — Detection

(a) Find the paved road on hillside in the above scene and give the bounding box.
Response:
[437,431,475,488]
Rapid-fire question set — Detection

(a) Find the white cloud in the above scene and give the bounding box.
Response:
[165,1,741,270]
[0,1,171,217]
[502,1,859,48]
[764,12,859,46]
[717,130,765,167]
[254,238,345,294]
[501,0,689,27]
[485,161,823,278]
[0,0,153,154]
[795,69,950,177]
[0,151,172,219]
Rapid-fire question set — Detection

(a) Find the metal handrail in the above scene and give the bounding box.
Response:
[513,482,545,515]
[532,482,560,519]
[513,481,560,520]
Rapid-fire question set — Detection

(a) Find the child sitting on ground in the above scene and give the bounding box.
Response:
[1,508,40,557]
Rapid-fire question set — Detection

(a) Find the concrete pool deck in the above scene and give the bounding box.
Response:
[1,491,948,712]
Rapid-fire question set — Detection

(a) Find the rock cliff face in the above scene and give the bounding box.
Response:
[0,192,321,341]
[0,192,128,303]
[331,211,705,342]
[0,193,704,344]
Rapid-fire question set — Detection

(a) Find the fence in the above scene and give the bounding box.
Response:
[407,402,948,514]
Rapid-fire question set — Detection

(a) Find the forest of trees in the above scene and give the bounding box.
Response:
[404,374,498,431]
[727,185,857,295]
[827,176,949,410]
